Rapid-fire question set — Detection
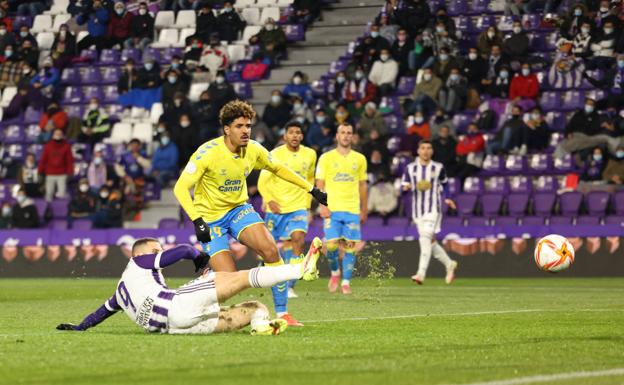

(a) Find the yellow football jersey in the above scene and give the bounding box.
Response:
[258,144,317,214]
[315,149,367,214]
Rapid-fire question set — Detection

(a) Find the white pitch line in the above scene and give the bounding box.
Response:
[446,368,624,385]
[303,308,623,323]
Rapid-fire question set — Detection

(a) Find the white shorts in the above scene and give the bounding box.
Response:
[412,213,442,237]
[168,272,221,334]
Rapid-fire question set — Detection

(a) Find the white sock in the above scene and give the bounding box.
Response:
[432,243,453,269]
[341,279,350,286]
[331,270,341,277]
[417,237,433,277]
[248,264,302,288]
[250,306,270,329]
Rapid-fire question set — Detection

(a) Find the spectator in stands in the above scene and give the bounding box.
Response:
[429,6,456,37]
[199,34,229,81]
[15,25,37,49]
[115,138,149,207]
[18,153,43,198]
[503,21,530,65]
[0,43,17,64]
[92,186,123,228]
[358,102,388,144]
[368,173,397,224]
[39,102,69,143]
[87,149,109,191]
[487,105,528,155]
[162,70,191,110]
[68,178,97,226]
[565,98,602,137]
[291,95,313,124]
[378,15,398,45]
[588,21,618,70]
[127,2,154,50]
[391,28,414,77]
[217,1,245,43]
[136,57,161,89]
[263,90,291,134]
[365,24,392,54]
[329,71,347,103]
[422,19,458,60]
[430,108,455,138]
[603,145,624,184]
[117,58,137,95]
[0,22,14,53]
[208,70,237,111]
[290,0,321,26]
[0,8,11,34]
[344,65,377,110]
[581,147,607,182]
[404,67,441,115]
[160,92,193,128]
[30,56,60,100]
[455,123,485,179]
[595,0,619,27]
[432,125,458,176]
[283,71,313,104]
[306,109,334,153]
[51,24,77,69]
[16,1,46,17]
[0,202,11,229]
[585,54,624,110]
[76,0,110,53]
[171,114,197,168]
[249,18,287,66]
[482,45,509,87]
[195,2,217,42]
[11,187,39,229]
[548,42,585,90]
[38,128,74,202]
[486,65,512,99]
[504,0,522,16]
[368,48,398,96]
[525,106,550,152]
[560,4,590,40]
[18,40,38,72]
[166,55,192,84]
[107,1,133,49]
[463,47,487,93]
[362,124,388,162]
[333,103,350,126]
[571,21,592,59]
[183,36,204,64]
[394,0,430,37]
[193,90,220,142]
[438,67,467,115]
[149,131,179,187]
[478,26,503,58]
[510,63,540,105]
[407,110,431,140]
[79,98,111,145]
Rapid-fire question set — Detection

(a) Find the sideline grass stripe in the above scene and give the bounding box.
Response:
[449,368,624,385]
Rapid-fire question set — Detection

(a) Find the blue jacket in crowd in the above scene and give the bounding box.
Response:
[76,7,110,37]
[151,142,179,174]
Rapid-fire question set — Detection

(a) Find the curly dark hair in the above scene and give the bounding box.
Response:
[219,100,256,127]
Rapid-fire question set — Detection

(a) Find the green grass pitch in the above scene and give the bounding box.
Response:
[1,277,623,385]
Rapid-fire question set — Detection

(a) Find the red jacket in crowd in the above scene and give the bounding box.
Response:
[38,139,74,176]
[509,73,540,100]
[39,110,69,132]
[456,133,485,156]
[108,12,134,39]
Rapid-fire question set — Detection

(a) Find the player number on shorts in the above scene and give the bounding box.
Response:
[117,281,136,312]
[210,226,223,238]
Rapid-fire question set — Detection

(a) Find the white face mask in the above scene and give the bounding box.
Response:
[521,68,530,76]
[89,103,98,111]
[449,74,459,82]
[513,26,522,34]
[336,76,345,84]
[0,29,6,36]
[604,28,614,34]
[500,71,509,79]
[355,71,364,79]
[468,52,477,60]
[79,184,89,193]
[581,27,590,34]
[600,6,609,12]
[100,191,109,199]
[216,76,225,84]
[139,9,147,15]
[265,24,275,31]
[487,31,495,39]
[294,102,302,110]
[292,76,302,85]
[439,53,449,61]
[94,157,103,166]
[271,95,281,104]
[423,73,432,81]
[380,54,389,61]
[180,121,190,128]
[414,116,424,124]
[531,113,540,120]
[436,26,445,33]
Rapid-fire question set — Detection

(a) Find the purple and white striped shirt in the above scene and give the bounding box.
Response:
[401,159,447,219]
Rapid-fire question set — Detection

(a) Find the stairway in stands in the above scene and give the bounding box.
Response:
[250,0,385,114]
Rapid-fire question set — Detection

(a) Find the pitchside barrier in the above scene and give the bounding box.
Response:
[1,224,623,277]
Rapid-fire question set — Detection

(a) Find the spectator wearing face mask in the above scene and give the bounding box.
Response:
[560,4,590,40]
[391,28,415,77]
[595,0,619,28]
[603,146,624,184]
[524,107,550,152]
[582,147,608,182]
[195,2,217,42]
[306,109,335,153]
[570,21,593,59]
[290,96,313,124]
[328,71,347,103]
[68,178,97,227]
[584,54,624,110]
[162,70,190,110]
[160,92,193,128]
[0,202,12,229]
[149,131,179,187]
[510,63,540,105]
[136,58,161,89]
[289,0,322,26]
[107,2,133,49]
[199,35,229,81]
[0,42,18,64]
[0,22,14,53]
[38,129,74,202]
[249,18,287,66]
[503,21,530,64]
[18,39,38,70]
[15,25,37,49]
[394,0,431,37]
[404,67,441,116]
[282,71,314,104]
[87,150,109,190]
[115,139,149,214]
[92,187,123,229]
[193,91,220,142]
[171,114,197,168]
[51,24,77,69]
[39,102,68,143]
[368,48,398,96]
[455,123,485,179]
[432,125,458,176]
[358,102,388,144]
[565,98,602,137]
[486,65,512,99]
[18,153,43,198]
[11,188,39,229]
[478,26,503,57]
[377,15,398,45]
[208,70,237,111]
[422,20,458,63]
[127,2,154,49]
[217,1,245,43]
[407,111,431,140]
[463,47,488,91]
[76,0,110,53]
[263,90,292,134]
[487,105,529,155]
[344,65,377,110]
[30,56,60,100]
[118,58,138,94]
[438,67,467,115]
[588,21,618,70]
[79,98,111,145]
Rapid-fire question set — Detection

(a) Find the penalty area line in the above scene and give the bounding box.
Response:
[446,367,624,385]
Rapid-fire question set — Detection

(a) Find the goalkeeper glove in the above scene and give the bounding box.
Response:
[193,218,212,243]
[309,187,328,206]
[193,252,211,273]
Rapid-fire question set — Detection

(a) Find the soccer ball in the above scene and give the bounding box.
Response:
[534,234,575,273]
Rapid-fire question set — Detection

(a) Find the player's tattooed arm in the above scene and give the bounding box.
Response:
[56,295,120,331]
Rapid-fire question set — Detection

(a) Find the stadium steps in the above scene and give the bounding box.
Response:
[314,4,382,27]
[124,187,180,229]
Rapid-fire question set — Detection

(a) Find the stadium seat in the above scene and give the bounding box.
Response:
[52,14,72,32]
[585,191,610,216]
[45,0,70,15]
[154,28,179,48]
[559,191,582,216]
[102,67,121,84]
[242,7,261,25]
[484,177,508,194]
[455,194,478,217]
[189,82,209,102]
[76,30,90,46]
[505,155,526,174]
[528,154,552,175]
[81,67,103,85]
[83,86,104,101]
[481,193,503,217]
[48,219,68,230]
[121,48,141,63]
[443,217,464,227]
[103,86,119,103]
[576,216,600,225]
[30,15,52,34]
[133,123,154,143]
[150,103,164,124]
[549,216,573,225]
[533,192,556,216]
[235,0,257,8]
[227,44,246,63]
[106,123,133,144]
[553,154,575,173]
[463,177,483,194]
[447,0,468,15]
[178,28,196,47]
[0,86,17,108]
[257,0,278,5]
[175,10,196,29]
[534,175,558,193]
[277,0,294,6]
[507,193,529,217]
[36,32,55,50]
[238,26,262,43]
[72,219,93,230]
[50,199,69,219]
[614,191,624,215]
[260,7,280,24]
[521,216,545,225]
[155,10,175,29]
[482,155,504,175]
[604,215,624,225]
[471,0,490,14]
[158,218,181,229]
[509,176,532,194]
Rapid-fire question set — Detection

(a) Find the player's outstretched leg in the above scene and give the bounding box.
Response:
[326,240,341,292]
[413,237,433,285]
[432,242,458,284]
[341,244,356,294]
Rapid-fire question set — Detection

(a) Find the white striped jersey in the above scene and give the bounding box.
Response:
[401,159,447,218]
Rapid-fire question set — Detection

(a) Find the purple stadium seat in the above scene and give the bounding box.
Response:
[81,67,102,85]
[553,154,575,173]
[463,177,483,194]
[534,175,558,193]
[604,215,624,225]
[143,47,162,63]
[561,91,584,111]
[528,154,552,174]
[539,92,560,111]
[14,16,32,28]
[545,111,566,131]
[443,217,464,226]
[395,77,416,96]
[585,191,610,216]
[25,125,41,143]
[446,177,461,197]
[62,86,84,104]
[163,47,183,62]
[27,144,43,159]
[388,217,409,227]
[452,112,476,134]
[509,176,532,193]
[455,193,478,217]
[549,216,572,225]
[475,14,496,31]
[533,192,556,216]
[102,67,121,84]
[121,48,141,64]
[33,198,48,219]
[48,219,68,230]
[311,79,327,98]
[72,218,93,230]
[61,67,81,85]
[508,193,529,217]
[328,59,349,75]
[471,0,490,14]
[455,15,475,34]
[65,105,84,118]
[614,191,624,215]
[83,86,104,101]
[99,49,120,65]
[481,193,503,217]
[559,191,582,216]
[493,216,518,226]
[447,0,468,16]
[482,155,504,175]
[104,86,119,103]
[23,108,42,125]
[522,14,543,30]
[576,216,600,225]
[3,125,25,144]
[158,218,180,229]
[467,217,489,226]
[383,114,403,133]
[380,96,400,113]
[233,82,252,99]
[285,24,305,42]
[521,216,545,225]
[72,143,91,162]
[6,144,26,160]
[50,199,69,218]
[76,49,98,65]
[505,155,527,174]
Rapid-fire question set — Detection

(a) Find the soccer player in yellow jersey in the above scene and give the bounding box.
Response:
[173,100,327,326]
[315,123,368,294]
[258,121,317,306]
